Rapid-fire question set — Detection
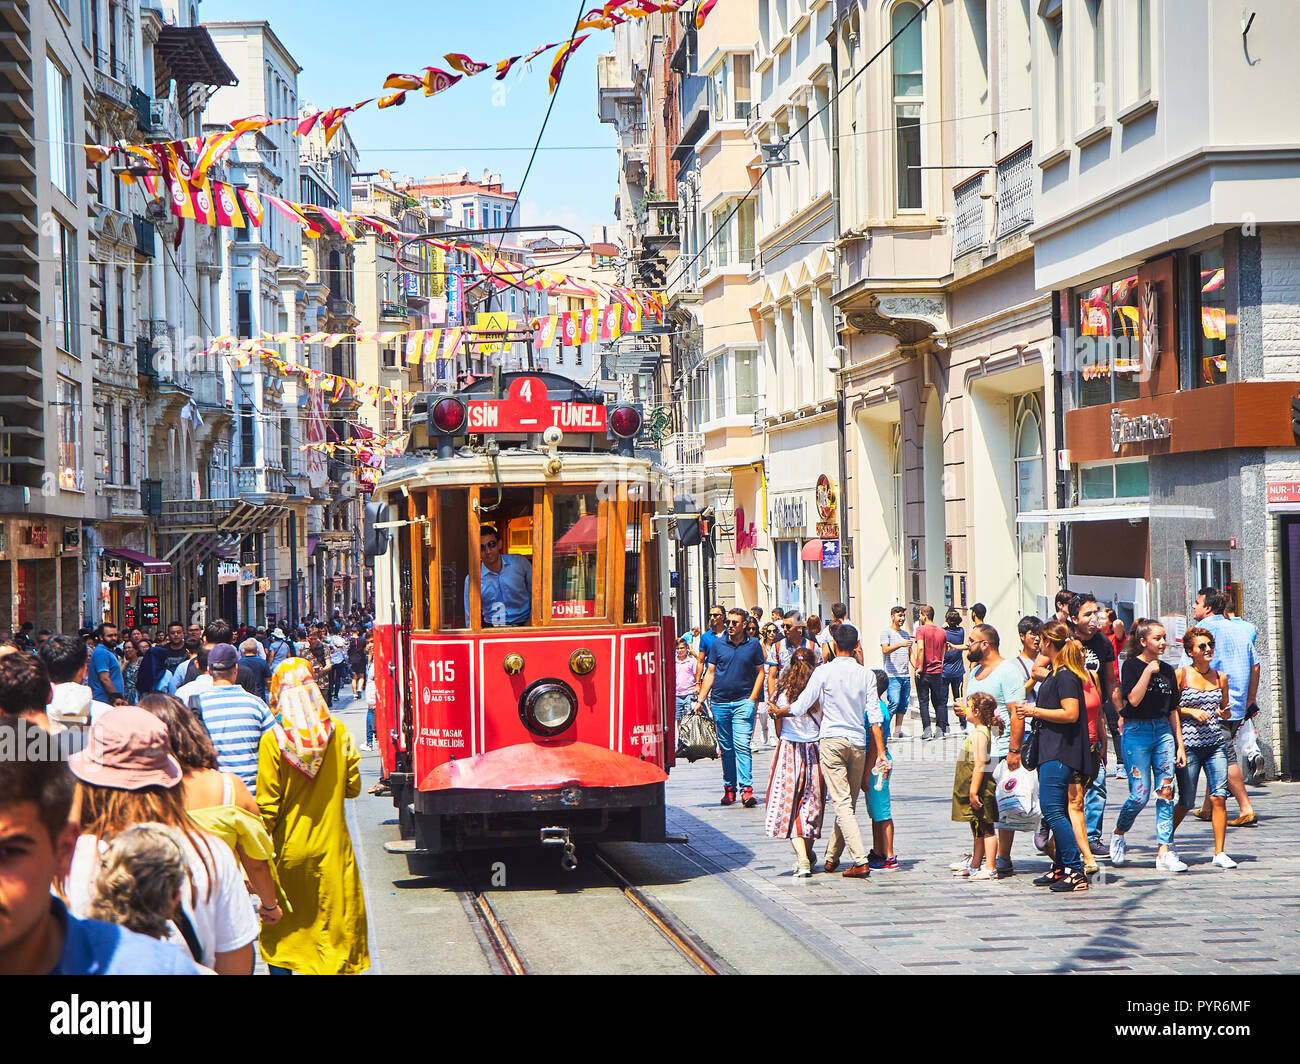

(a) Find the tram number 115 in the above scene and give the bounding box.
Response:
[634,652,656,676]
[430,660,456,683]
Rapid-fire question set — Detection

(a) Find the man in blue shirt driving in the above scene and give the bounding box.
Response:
[465,525,532,626]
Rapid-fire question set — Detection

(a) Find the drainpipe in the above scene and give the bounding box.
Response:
[1051,291,1069,589]
[827,16,850,623]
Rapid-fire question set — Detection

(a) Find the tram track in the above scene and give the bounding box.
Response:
[453,848,731,975]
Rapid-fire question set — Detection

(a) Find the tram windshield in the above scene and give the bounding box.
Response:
[396,481,657,631]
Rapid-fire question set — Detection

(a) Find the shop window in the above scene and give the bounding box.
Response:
[1080,460,1148,502]
[1195,247,1228,387]
[57,377,83,491]
[1014,394,1047,619]
[1075,273,1141,408]
[776,539,800,610]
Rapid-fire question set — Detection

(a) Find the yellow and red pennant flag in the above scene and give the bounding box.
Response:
[212,181,246,228]
[695,0,719,29]
[494,55,522,80]
[383,72,423,90]
[445,53,490,76]
[534,315,559,349]
[560,312,579,347]
[405,330,425,364]
[621,300,642,334]
[189,171,217,226]
[579,307,598,344]
[549,35,589,94]
[443,328,463,359]
[423,330,441,361]
[377,90,408,109]
[236,187,265,228]
[599,303,623,342]
[421,67,462,97]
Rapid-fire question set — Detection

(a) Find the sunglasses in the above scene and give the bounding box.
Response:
[726,618,744,625]
[480,540,499,550]
[1194,642,1213,651]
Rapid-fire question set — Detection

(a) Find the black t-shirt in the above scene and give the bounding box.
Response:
[1079,632,1114,679]
[1035,668,1092,774]
[1119,657,1177,720]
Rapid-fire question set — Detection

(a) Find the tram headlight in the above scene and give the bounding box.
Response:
[519,679,578,737]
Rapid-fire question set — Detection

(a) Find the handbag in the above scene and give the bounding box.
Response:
[1020,718,1042,771]
[677,708,720,763]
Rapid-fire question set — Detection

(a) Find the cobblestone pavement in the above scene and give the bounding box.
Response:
[662,727,1300,975]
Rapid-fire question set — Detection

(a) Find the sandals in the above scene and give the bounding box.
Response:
[1049,870,1090,892]
[1228,813,1258,827]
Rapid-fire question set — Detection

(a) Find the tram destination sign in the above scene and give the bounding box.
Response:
[467,376,607,433]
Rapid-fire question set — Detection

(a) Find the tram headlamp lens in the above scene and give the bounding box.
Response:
[430,397,467,434]
[609,405,642,439]
[520,680,577,736]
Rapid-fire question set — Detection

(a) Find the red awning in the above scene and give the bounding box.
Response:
[106,548,170,576]
[554,514,599,555]
[800,539,823,562]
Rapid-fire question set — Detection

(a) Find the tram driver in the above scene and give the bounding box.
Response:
[465,523,533,626]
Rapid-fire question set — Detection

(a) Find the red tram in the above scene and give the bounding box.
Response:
[365,374,676,870]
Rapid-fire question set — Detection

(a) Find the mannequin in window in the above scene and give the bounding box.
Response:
[465,524,532,627]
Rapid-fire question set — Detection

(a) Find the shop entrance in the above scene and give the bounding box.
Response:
[1279,518,1300,777]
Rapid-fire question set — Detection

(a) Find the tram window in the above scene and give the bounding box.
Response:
[438,490,470,628]
[468,488,537,628]
[550,490,604,622]
[623,501,644,624]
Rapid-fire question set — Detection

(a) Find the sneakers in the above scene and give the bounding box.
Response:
[1109,832,1128,867]
[361,742,373,751]
[794,862,813,877]
[741,786,757,808]
[842,861,871,879]
[894,730,909,740]
[882,855,900,870]
[1211,852,1239,869]
[1156,850,1189,872]
[1114,762,1127,779]
[949,853,973,871]
[720,786,736,806]
[867,850,886,869]
[1032,868,1065,887]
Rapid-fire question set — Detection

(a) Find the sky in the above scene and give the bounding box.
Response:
[201,0,621,242]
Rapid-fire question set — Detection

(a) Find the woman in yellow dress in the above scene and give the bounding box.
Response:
[257,658,369,974]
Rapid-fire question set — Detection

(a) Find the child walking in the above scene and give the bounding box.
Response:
[951,692,1002,880]
[764,648,825,876]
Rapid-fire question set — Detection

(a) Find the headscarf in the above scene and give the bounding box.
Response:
[269,658,334,779]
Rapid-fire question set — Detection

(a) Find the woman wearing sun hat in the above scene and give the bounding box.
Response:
[63,706,261,973]
[256,658,369,975]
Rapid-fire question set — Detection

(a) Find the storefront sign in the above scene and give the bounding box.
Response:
[217,559,240,585]
[239,566,257,586]
[1110,408,1171,453]
[140,596,160,626]
[103,556,123,581]
[124,605,136,629]
[25,526,48,548]
[256,577,271,593]
[815,474,837,521]
[769,495,807,532]
[815,521,838,539]
[821,539,840,570]
[124,567,142,591]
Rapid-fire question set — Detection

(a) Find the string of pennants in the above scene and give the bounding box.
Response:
[98,136,662,308]
[84,0,720,181]
[204,296,658,368]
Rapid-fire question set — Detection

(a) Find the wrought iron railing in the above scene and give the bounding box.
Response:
[952,172,986,258]
[996,142,1034,237]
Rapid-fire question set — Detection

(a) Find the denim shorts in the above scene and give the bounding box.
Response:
[1177,743,1229,808]
[865,766,892,822]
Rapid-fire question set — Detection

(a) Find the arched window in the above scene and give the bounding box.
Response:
[891,2,923,210]
[1014,393,1046,617]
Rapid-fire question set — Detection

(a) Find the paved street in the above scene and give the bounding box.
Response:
[338,693,1300,975]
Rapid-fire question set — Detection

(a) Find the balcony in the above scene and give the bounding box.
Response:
[996,142,1034,238]
[952,172,987,259]
[236,465,286,496]
[660,432,705,478]
[676,75,709,155]
[379,300,408,320]
[643,201,679,245]
[150,97,181,141]
[752,407,765,434]
[136,336,155,377]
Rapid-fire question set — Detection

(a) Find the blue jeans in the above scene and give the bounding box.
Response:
[1116,718,1177,845]
[711,698,755,789]
[675,694,694,721]
[1177,743,1229,808]
[1084,742,1107,851]
[365,706,376,746]
[885,676,911,724]
[1038,759,1083,874]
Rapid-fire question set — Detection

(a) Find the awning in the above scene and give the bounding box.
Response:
[307,537,321,556]
[554,514,599,555]
[154,26,238,89]
[1016,503,1218,525]
[800,539,823,562]
[105,548,170,576]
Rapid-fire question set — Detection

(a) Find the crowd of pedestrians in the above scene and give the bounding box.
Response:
[0,604,375,975]
[681,585,1267,890]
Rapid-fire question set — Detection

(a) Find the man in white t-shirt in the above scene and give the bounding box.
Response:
[174,647,214,708]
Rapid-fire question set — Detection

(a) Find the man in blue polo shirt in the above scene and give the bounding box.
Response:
[695,607,767,808]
